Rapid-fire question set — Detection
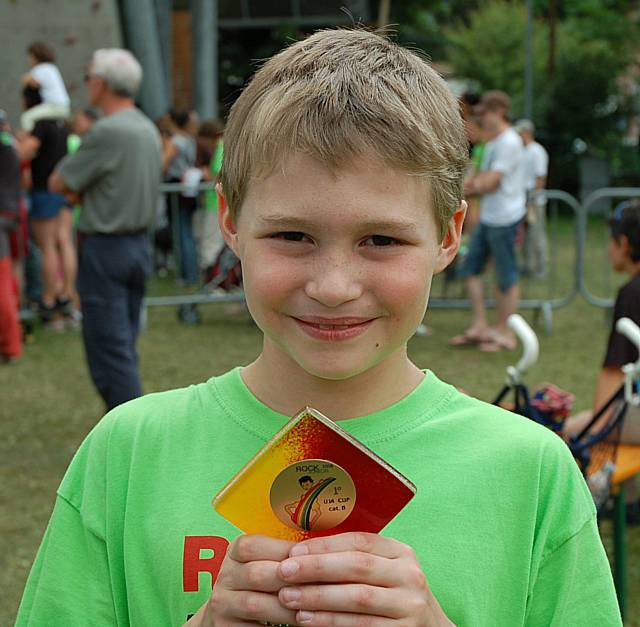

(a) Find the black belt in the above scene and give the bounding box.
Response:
[78,228,148,238]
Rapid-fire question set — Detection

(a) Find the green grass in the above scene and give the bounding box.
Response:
[1,218,639,624]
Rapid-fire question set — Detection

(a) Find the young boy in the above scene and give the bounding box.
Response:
[16,30,620,626]
[566,201,640,520]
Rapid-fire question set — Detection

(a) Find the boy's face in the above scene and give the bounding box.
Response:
[480,108,505,135]
[219,153,463,382]
[608,234,630,272]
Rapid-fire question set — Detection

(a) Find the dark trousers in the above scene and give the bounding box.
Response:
[77,233,151,411]
[178,202,199,285]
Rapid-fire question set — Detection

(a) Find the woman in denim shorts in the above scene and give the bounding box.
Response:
[17,85,77,328]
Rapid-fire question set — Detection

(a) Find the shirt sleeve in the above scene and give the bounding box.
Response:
[533,146,548,178]
[488,136,520,175]
[15,495,118,626]
[29,64,53,87]
[524,516,621,625]
[56,124,115,192]
[603,282,640,367]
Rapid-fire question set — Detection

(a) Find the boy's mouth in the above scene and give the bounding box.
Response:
[292,317,375,341]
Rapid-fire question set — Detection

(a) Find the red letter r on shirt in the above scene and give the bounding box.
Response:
[183,536,229,592]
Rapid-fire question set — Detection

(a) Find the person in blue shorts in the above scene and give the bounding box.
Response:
[16,85,74,329]
[451,91,526,352]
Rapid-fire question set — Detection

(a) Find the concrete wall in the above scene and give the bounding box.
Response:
[0,0,122,127]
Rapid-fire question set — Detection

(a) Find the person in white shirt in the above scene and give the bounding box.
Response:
[451,90,526,352]
[21,42,70,132]
[515,119,549,279]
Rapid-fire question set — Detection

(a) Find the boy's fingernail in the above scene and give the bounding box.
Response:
[297,611,314,623]
[290,544,309,557]
[280,559,299,577]
[281,587,301,604]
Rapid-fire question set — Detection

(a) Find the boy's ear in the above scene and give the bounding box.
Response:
[620,234,632,256]
[217,183,241,257]
[434,201,466,275]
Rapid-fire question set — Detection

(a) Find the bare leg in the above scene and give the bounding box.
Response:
[30,218,62,307]
[56,208,79,308]
[467,276,490,335]
[451,275,491,345]
[494,282,519,337]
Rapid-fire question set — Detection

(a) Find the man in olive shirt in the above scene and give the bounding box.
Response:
[50,49,161,410]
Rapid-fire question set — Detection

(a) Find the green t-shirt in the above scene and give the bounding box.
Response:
[16,369,621,626]
[204,140,224,213]
[56,108,161,234]
[65,134,82,226]
[471,142,485,172]
[67,133,82,155]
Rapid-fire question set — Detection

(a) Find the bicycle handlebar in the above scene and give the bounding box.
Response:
[616,317,640,355]
[507,314,539,379]
[616,317,640,406]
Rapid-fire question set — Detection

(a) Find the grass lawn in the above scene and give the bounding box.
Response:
[1,212,638,624]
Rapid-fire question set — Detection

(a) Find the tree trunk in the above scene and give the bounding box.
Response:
[377,0,391,29]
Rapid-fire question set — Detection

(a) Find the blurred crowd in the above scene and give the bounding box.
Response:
[0,41,554,405]
[0,42,226,376]
[7,42,617,411]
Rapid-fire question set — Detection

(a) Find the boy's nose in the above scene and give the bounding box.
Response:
[304,258,363,307]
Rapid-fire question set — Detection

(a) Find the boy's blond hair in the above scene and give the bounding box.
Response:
[221,29,468,239]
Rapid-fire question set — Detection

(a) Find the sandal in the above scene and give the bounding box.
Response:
[478,331,517,353]
[449,330,489,347]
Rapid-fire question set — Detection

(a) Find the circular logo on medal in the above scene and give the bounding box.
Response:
[270,460,357,531]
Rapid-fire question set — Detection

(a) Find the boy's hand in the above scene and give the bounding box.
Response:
[276,532,454,626]
[189,534,299,626]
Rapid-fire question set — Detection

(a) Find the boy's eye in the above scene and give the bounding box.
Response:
[272,231,308,242]
[363,235,399,247]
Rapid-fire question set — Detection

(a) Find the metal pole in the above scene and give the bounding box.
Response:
[119,0,169,119]
[191,0,218,119]
[377,0,391,29]
[154,0,173,101]
[524,0,534,119]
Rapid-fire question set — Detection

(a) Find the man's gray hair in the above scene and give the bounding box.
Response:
[514,118,535,135]
[91,48,143,98]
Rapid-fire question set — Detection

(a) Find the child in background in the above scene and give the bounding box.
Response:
[566,201,640,523]
[16,30,621,626]
[20,42,70,133]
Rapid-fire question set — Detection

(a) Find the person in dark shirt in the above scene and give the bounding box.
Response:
[17,85,77,330]
[567,201,640,521]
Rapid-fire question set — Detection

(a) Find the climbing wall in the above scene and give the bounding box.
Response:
[0,0,122,127]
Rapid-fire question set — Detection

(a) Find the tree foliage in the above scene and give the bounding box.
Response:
[388,0,481,60]
[445,1,548,117]
[433,0,640,189]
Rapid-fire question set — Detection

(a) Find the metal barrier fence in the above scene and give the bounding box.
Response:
[144,185,588,334]
[427,189,582,334]
[17,182,625,330]
[145,181,245,307]
[579,188,640,308]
